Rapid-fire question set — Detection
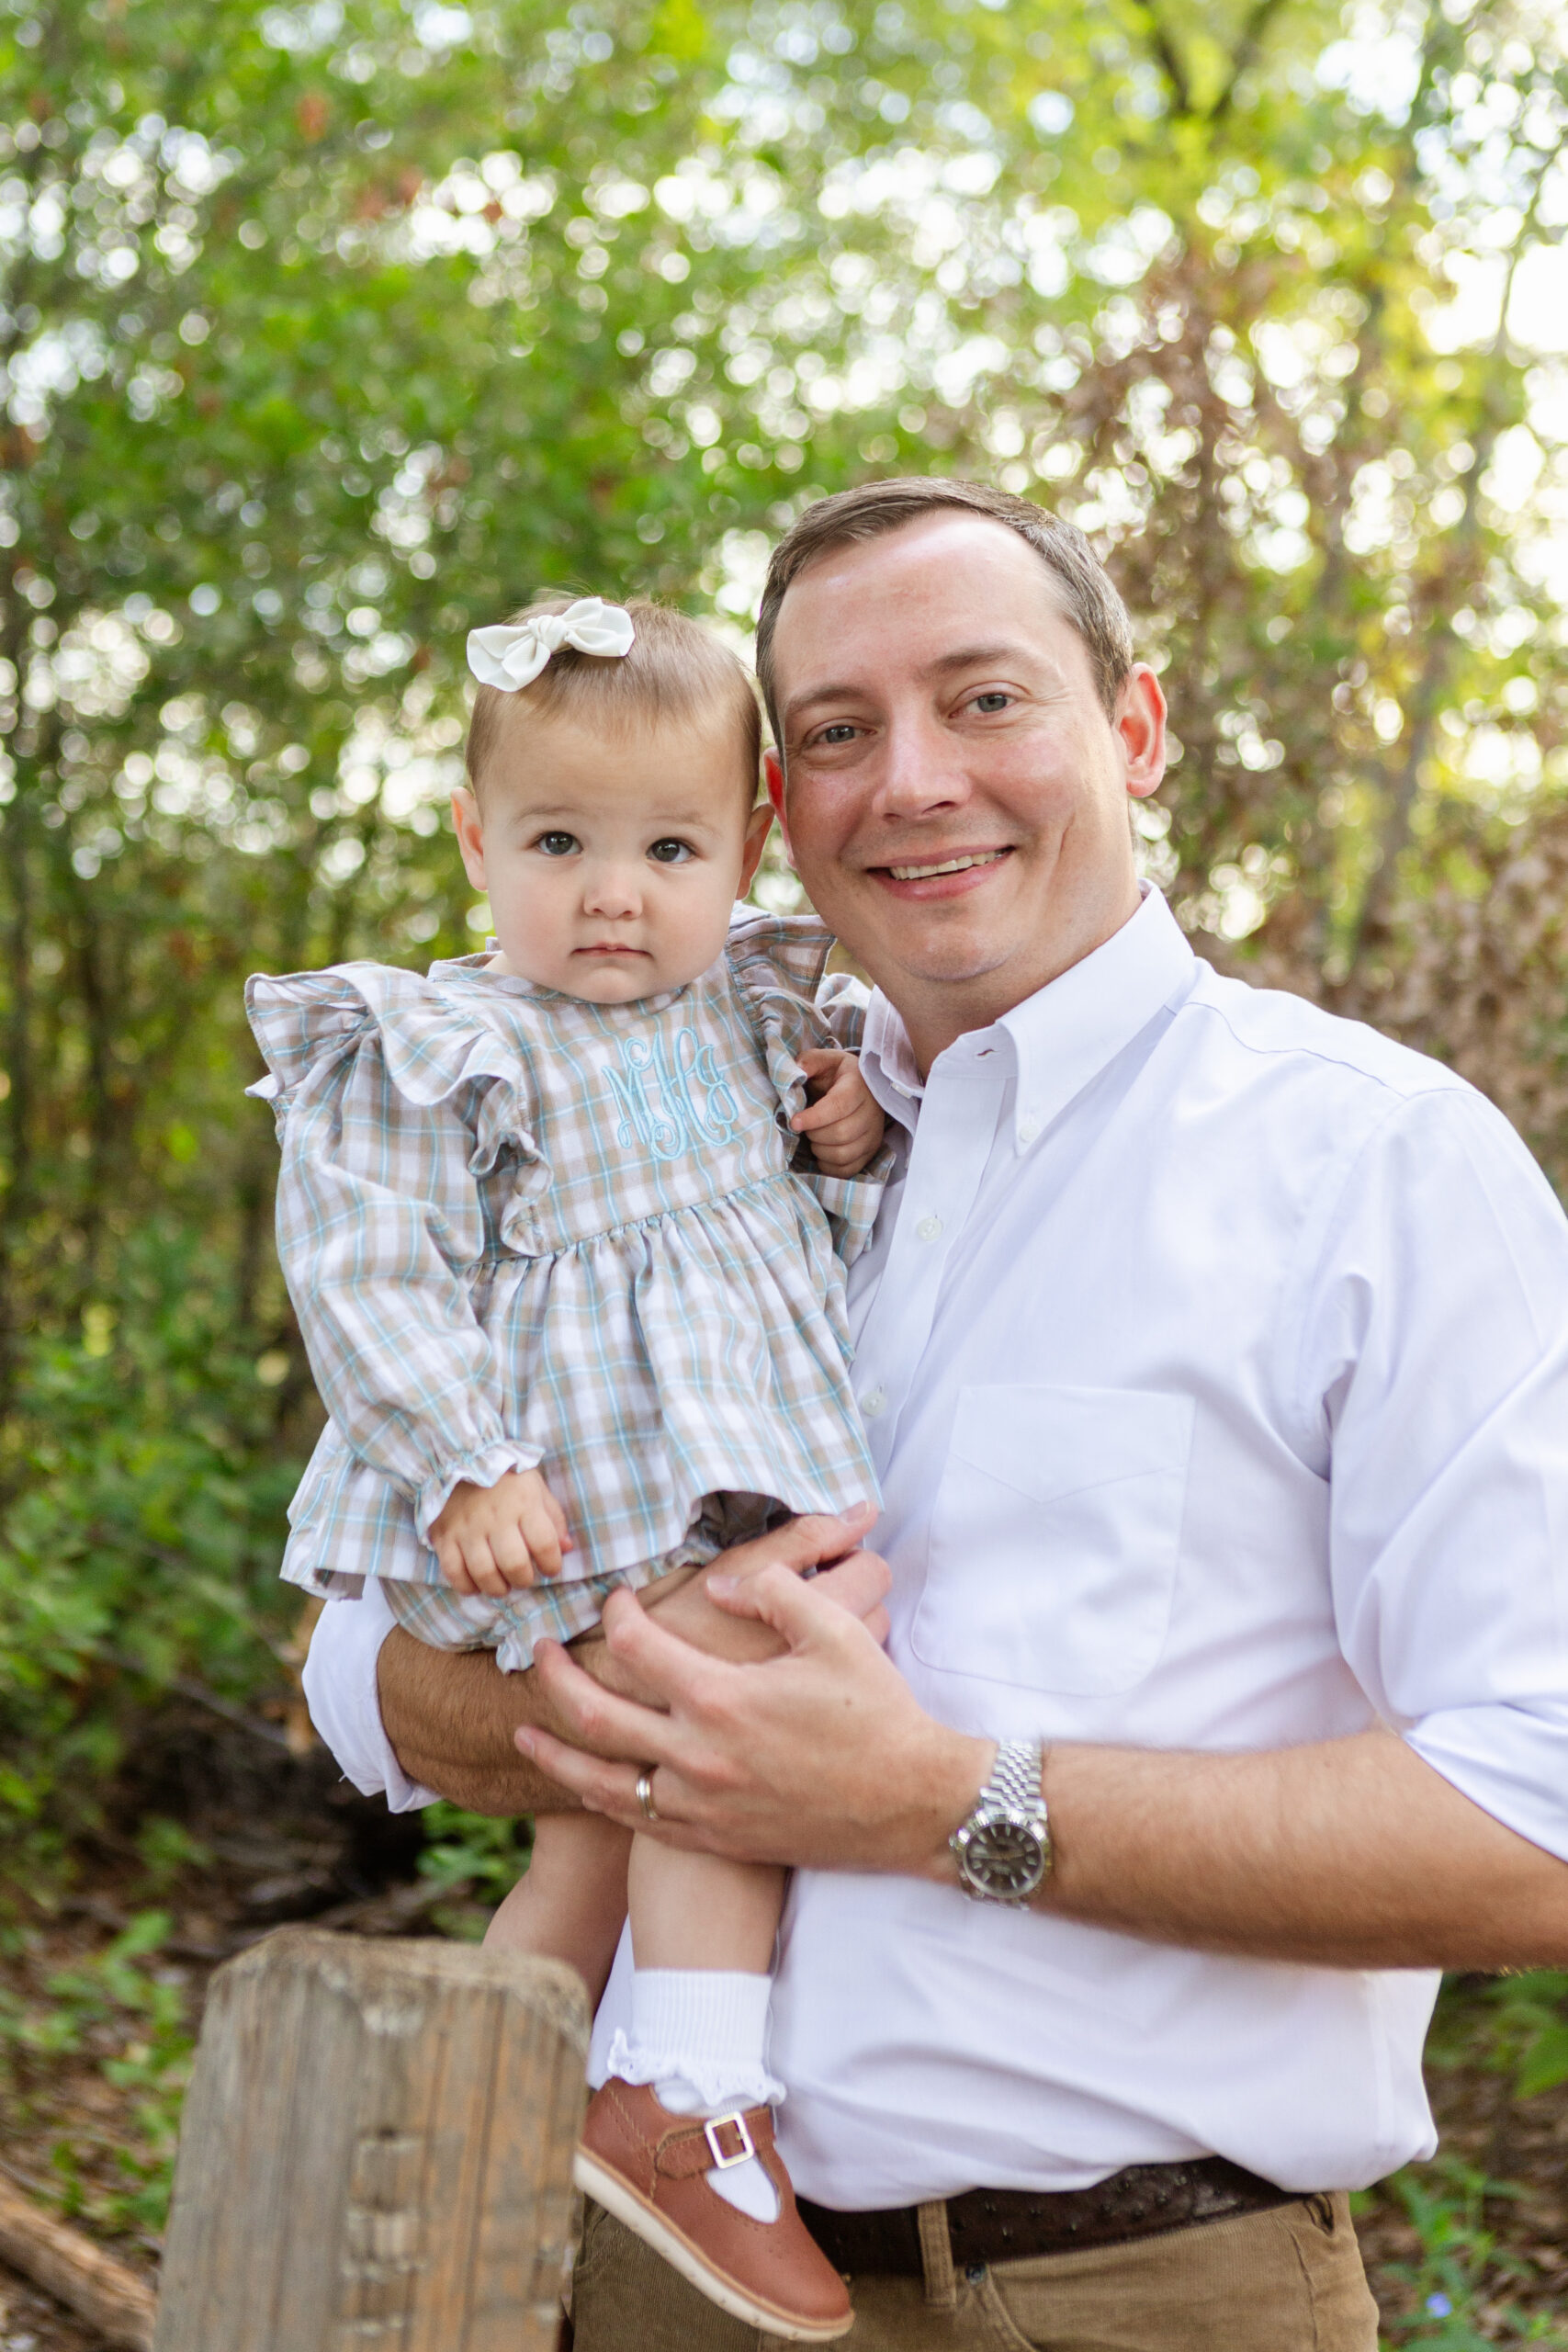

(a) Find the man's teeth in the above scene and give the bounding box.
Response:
[887,851,1007,882]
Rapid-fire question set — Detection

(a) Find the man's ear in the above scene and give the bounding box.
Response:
[451,788,489,890]
[763,751,791,854]
[737,799,774,899]
[1117,665,1168,802]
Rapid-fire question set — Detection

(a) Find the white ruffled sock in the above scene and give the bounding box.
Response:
[607,1969,783,2224]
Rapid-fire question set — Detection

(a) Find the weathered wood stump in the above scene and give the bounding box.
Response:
[153,1928,589,2352]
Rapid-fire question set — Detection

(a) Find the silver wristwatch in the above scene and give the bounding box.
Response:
[950,1739,1051,1906]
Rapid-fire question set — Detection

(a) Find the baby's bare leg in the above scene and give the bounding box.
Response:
[484,1811,631,2007]
[622,1555,787,1972]
[628,1834,784,1973]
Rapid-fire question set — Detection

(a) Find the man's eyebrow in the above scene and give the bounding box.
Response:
[922,640,1037,675]
[783,641,1043,728]
[781,682,867,729]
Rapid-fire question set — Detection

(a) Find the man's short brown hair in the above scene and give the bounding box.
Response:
[466,596,761,802]
[754,479,1135,745]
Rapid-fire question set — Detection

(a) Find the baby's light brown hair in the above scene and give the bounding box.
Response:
[465,597,763,808]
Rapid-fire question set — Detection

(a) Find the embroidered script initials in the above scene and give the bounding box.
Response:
[607,1028,741,1160]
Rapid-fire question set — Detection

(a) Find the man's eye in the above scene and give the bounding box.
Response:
[535,831,579,856]
[648,837,694,865]
[972,692,1011,715]
[815,723,859,747]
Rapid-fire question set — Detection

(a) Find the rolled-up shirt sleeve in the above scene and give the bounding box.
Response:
[1297,1082,1568,1860]
[301,1586,439,1814]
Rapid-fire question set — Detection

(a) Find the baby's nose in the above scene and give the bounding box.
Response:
[582,864,643,917]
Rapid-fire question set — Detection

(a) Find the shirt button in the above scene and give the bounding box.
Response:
[861,1385,887,1418]
[916,1215,942,1242]
[1018,1116,1040,1146]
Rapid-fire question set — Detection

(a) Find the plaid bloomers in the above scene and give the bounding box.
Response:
[245,913,888,1671]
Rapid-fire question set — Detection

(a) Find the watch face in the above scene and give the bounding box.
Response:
[955,1809,1049,1902]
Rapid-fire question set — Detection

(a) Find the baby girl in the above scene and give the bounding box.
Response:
[246,594,889,2341]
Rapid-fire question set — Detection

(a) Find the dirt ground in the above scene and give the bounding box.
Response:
[1,1707,1564,2348]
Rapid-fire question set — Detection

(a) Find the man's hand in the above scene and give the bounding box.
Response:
[792,1048,886,1176]
[518,1559,986,1871]
[429,1468,570,1597]
[377,1507,890,1815]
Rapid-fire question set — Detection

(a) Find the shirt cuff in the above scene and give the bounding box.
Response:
[301,1581,441,1815]
[1405,1698,1568,1865]
[413,1443,546,1544]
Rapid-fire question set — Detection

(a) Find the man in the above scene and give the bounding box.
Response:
[306,480,1568,2350]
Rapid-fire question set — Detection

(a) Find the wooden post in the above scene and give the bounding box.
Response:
[153,1928,589,2352]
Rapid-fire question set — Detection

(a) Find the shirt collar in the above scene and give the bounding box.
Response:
[860,888,1196,1149]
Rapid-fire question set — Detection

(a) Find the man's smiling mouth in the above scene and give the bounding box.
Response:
[883,850,1010,882]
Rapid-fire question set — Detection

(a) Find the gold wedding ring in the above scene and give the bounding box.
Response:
[636,1768,659,1823]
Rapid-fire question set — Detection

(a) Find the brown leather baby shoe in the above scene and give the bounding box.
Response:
[574,2080,853,2341]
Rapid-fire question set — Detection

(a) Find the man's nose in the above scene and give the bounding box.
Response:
[581,862,642,918]
[872,711,973,820]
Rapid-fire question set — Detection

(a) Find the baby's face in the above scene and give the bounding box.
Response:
[452,711,773,1002]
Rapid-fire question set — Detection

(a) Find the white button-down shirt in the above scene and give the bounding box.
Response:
[305,888,1568,2205]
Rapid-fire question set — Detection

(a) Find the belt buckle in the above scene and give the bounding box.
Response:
[704,2111,755,2170]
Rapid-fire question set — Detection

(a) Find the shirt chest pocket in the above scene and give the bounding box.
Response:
[909,1385,1194,1698]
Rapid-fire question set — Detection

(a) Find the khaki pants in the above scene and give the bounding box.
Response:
[570,2191,1380,2351]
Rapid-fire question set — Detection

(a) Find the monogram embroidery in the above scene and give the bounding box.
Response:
[607,1027,741,1160]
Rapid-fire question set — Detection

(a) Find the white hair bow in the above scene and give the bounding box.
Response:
[466,597,636,691]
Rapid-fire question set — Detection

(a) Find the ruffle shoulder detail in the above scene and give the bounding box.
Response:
[725,910,837,1112]
[725,913,891,1267]
[244,964,548,1212]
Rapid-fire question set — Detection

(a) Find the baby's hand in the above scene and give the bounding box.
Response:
[429,1468,572,1599]
[792,1048,886,1176]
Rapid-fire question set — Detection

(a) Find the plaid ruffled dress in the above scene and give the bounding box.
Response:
[245,913,887,1670]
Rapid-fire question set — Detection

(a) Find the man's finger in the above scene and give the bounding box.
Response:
[755,1504,876,1574]
[513,1729,716,1847]
[707,1557,871,1649]
[808,1549,893,1624]
[531,1628,694,1762]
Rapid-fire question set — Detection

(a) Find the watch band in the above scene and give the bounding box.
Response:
[983,1739,1044,1816]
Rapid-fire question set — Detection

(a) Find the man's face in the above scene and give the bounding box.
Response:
[767,512,1166,1066]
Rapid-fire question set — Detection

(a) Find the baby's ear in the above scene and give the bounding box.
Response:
[451,788,488,890]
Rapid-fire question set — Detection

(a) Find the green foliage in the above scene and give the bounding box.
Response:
[0,1222,302,1859]
[1373,2157,1565,2350]
[1481,1971,1568,2101]
[416,1799,532,1936]
[0,1907,192,2236]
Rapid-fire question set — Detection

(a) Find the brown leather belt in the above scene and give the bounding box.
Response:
[798,2155,1300,2277]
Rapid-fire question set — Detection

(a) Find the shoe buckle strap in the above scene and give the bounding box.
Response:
[704,2111,756,2171]
[653,2107,764,2180]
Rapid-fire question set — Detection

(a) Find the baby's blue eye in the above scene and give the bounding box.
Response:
[536,831,578,856]
[648,838,694,865]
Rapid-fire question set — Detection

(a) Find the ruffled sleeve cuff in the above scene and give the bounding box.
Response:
[795,1136,899,1268]
[413,1442,547,1544]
